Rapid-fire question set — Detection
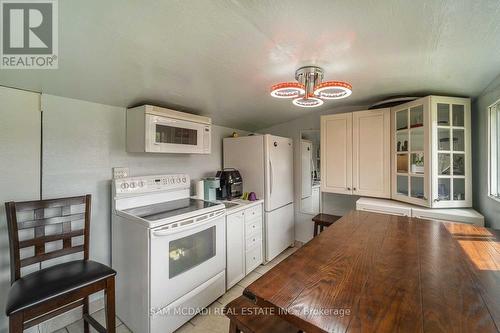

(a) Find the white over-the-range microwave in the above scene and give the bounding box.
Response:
[126,105,211,154]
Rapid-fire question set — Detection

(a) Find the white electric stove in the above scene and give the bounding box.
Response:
[112,174,226,333]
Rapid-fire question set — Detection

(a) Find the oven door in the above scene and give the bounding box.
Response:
[145,114,210,154]
[149,210,225,310]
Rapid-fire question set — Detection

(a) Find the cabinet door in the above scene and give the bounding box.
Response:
[391,97,431,207]
[226,211,245,289]
[321,113,352,194]
[352,109,391,198]
[430,97,471,208]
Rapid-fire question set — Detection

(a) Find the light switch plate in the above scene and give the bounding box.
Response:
[113,167,129,179]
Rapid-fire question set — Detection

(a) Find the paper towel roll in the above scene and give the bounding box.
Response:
[195,180,205,200]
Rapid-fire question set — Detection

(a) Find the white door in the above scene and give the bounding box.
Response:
[226,211,245,289]
[312,187,320,214]
[352,109,391,198]
[150,213,226,310]
[430,96,472,208]
[300,196,313,214]
[223,136,265,199]
[265,203,294,262]
[265,135,294,211]
[301,140,313,199]
[391,97,431,207]
[321,113,353,194]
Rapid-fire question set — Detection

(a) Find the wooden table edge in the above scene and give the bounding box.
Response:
[242,289,329,333]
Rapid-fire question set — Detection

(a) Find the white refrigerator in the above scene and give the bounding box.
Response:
[223,134,294,262]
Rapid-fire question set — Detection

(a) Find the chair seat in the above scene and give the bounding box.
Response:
[6,260,116,315]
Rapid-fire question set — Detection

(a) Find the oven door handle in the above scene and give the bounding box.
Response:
[152,210,225,237]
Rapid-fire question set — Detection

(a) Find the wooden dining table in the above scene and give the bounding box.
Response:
[243,210,500,333]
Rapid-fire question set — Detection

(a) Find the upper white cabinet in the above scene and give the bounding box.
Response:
[352,109,391,198]
[391,96,471,208]
[321,109,390,198]
[321,113,352,195]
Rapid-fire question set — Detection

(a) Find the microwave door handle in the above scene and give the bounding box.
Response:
[152,210,224,237]
[269,160,273,195]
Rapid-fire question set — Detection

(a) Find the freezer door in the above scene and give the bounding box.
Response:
[301,140,312,199]
[265,135,294,211]
[264,203,294,262]
[223,136,265,199]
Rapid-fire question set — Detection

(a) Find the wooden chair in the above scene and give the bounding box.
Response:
[4,195,116,333]
[225,296,300,333]
[312,213,341,237]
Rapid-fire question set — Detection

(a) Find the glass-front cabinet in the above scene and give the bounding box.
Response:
[391,96,471,208]
[392,99,430,206]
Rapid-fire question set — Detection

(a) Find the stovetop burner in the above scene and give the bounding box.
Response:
[123,198,220,222]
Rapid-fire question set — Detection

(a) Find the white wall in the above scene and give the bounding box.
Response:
[258,105,367,243]
[41,94,249,265]
[0,87,41,332]
[472,74,500,228]
[0,90,249,332]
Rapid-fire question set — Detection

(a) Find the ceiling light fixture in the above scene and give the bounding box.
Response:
[270,66,352,107]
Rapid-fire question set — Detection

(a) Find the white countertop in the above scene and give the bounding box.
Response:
[221,198,264,214]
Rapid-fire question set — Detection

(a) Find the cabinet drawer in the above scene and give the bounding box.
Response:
[245,218,262,236]
[245,234,262,251]
[244,205,262,222]
[245,245,262,274]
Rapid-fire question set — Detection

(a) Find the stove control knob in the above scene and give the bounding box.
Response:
[120,183,126,189]
[176,178,181,184]
[122,183,129,189]
[138,181,144,188]
[130,182,136,188]
[169,178,175,184]
[182,177,187,183]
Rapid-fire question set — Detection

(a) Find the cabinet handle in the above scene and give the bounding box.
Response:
[353,188,356,191]
[347,187,351,191]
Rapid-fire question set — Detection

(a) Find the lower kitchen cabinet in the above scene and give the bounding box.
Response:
[226,210,246,289]
[226,202,263,289]
[356,197,484,226]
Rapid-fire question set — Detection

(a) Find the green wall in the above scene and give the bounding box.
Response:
[472,74,500,229]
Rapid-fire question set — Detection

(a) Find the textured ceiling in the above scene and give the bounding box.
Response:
[1,0,500,131]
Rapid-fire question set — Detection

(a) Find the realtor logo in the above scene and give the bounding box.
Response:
[1,0,58,68]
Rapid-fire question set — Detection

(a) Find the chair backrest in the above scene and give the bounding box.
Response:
[5,194,91,283]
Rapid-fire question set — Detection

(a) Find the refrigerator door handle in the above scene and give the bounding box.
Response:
[269,160,273,195]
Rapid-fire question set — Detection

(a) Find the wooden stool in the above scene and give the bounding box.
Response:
[225,296,300,333]
[312,213,341,237]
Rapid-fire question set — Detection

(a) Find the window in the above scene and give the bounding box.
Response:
[489,99,500,200]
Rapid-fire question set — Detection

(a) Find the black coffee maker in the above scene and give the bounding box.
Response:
[216,168,243,200]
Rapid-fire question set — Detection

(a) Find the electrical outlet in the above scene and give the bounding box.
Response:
[113,167,129,179]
